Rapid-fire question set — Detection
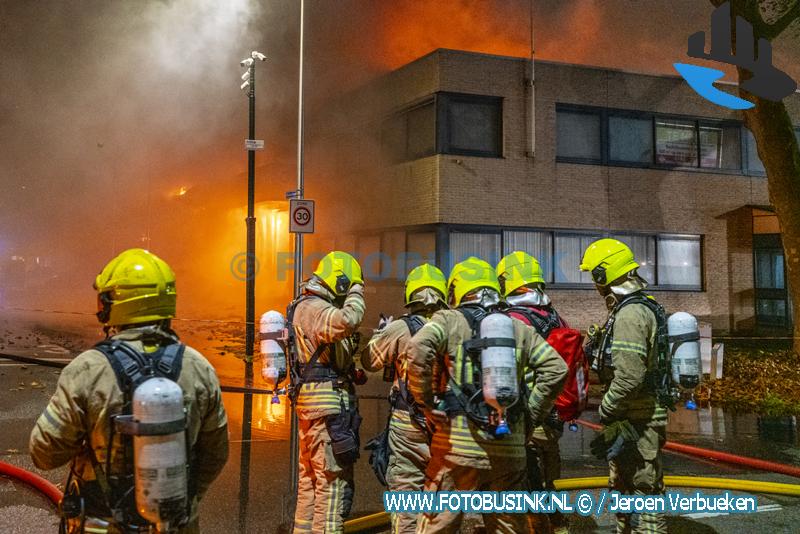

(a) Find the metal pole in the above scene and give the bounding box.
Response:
[239,57,257,534]
[288,0,305,521]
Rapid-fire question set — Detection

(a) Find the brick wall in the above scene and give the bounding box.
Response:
[320,49,798,334]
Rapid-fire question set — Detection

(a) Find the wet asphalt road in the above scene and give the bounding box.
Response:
[2,310,800,533]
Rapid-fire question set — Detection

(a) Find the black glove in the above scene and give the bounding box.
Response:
[589,421,639,461]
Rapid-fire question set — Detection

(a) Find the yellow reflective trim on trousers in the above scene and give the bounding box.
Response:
[326,470,342,531]
[294,518,313,532]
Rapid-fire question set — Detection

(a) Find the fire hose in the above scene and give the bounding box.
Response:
[4,352,800,531]
[575,419,800,479]
[0,459,63,505]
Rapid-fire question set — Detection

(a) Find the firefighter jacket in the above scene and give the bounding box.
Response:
[407,309,567,469]
[292,286,365,420]
[599,301,668,426]
[29,326,229,508]
[364,317,424,435]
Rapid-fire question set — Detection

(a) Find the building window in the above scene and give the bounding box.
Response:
[744,128,766,174]
[612,234,656,283]
[553,234,600,284]
[503,230,554,283]
[556,109,602,162]
[446,227,703,290]
[655,118,698,167]
[406,232,437,273]
[448,231,501,271]
[609,115,653,164]
[699,122,741,170]
[438,93,502,157]
[656,237,702,288]
[557,104,763,175]
[380,100,436,162]
[406,101,436,160]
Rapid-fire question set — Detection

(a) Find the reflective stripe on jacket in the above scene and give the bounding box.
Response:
[292,291,365,420]
[600,302,668,425]
[408,309,567,468]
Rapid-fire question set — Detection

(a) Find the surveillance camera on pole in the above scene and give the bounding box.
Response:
[237,48,267,534]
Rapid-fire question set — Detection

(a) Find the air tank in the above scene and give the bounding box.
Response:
[260,310,287,403]
[132,377,187,533]
[668,311,702,390]
[479,312,519,436]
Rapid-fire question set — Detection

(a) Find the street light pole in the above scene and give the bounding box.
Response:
[289,0,305,504]
[287,0,305,524]
[238,49,266,534]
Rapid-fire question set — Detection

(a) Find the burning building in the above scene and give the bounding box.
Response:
[311,48,799,334]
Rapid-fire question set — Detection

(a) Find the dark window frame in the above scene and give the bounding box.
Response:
[555,103,606,165]
[556,103,756,176]
[441,223,705,292]
[379,97,437,163]
[437,92,504,158]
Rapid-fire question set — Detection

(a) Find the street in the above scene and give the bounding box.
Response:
[1,310,799,533]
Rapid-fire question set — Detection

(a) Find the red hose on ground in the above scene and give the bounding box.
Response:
[0,459,63,506]
[576,419,800,479]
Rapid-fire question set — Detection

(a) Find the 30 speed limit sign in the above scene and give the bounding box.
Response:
[289,199,315,234]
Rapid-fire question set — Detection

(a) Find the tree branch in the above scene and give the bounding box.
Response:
[762,0,800,39]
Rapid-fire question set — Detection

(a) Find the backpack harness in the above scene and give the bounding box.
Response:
[60,338,188,533]
[596,293,676,411]
[285,295,354,406]
[385,315,428,433]
[436,306,525,436]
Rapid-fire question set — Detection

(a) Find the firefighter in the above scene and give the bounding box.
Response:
[290,251,366,533]
[579,239,669,534]
[29,248,229,534]
[496,250,569,534]
[408,257,567,533]
[362,263,447,534]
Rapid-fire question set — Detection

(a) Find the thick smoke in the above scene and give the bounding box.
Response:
[1,0,797,319]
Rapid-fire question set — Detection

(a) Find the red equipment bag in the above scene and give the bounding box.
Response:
[546,327,589,422]
[507,307,589,422]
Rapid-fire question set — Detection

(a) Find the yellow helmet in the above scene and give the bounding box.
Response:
[579,238,639,285]
[404,263,447,305]
[94,248,177,327]
[313,251,364,296]
[447,257,501,307]
[496,251,545,297]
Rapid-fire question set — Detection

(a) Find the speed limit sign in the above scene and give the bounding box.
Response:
[289,199,315,234]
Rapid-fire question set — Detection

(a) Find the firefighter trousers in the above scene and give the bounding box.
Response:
[386,411,430,534]
[294,416,353,533]
[416,455,528,534]
[608,424,667,534]
[528,423,567,533]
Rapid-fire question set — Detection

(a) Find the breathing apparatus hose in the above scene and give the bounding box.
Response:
[0,459,63,506]
[576,419,800,479]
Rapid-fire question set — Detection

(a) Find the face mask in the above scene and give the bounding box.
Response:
[406,287,446,309]
[506,285,551,307]
[461,287,501,309]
